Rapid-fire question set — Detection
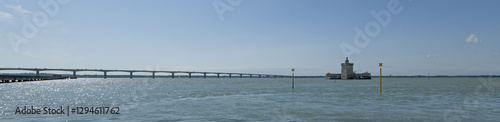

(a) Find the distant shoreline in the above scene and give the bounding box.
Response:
[376,75,500,78]
[1,73,499,79]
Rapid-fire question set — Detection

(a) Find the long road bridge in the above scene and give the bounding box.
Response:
[0,68,288,79]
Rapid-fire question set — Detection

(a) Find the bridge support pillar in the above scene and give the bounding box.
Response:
[204,73,206,78]
[36,71,40,76]
[250,75,252,78]
[229,74,232,78]
[217,74,220,78]
[240,74,242,78]
[189,73,191,78]
[130,72,133,79]
[152,72,155,79]
[259,75,261,78]
[73,71,76,78]
[104,71,107,79]
[171,73,174,78]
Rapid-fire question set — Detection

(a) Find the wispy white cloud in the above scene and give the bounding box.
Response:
[0,11,13,19]
[6,5,31,14]
[465,34,482,43]
[426,54,432,59]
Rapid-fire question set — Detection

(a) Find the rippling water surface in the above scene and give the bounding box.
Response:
[1,77,499,121]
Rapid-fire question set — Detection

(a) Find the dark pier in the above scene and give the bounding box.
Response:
[0,75,69,83]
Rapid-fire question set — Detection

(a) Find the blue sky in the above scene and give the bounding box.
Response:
[0,0,499,76]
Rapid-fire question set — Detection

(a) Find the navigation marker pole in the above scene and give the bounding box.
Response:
[379,63,383,93]
[292,68,295,89]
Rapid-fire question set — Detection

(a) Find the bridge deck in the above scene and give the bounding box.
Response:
[0,68,288,79]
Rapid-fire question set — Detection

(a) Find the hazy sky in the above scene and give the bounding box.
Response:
[1,0,499,76]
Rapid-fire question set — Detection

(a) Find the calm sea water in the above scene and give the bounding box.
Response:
[1,77,499,121]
